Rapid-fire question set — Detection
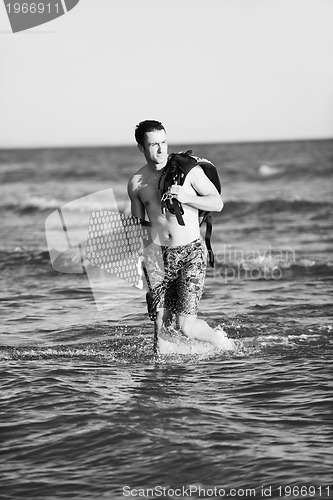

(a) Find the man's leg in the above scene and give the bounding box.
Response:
[174,238,224,346]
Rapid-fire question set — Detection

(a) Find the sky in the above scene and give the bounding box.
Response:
[1,0,333,147]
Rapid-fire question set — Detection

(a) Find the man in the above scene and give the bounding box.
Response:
[127,120,229,349]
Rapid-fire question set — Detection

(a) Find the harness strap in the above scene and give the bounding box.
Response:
[169,198,185,226]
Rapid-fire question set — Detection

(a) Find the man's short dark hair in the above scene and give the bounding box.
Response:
[135,120,166,148]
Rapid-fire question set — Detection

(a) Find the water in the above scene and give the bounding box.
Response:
[1,140,332,499]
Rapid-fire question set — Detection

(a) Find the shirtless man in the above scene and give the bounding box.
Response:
[127,120,227,349]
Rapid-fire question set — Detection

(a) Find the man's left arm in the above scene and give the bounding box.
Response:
[169,166,223,212]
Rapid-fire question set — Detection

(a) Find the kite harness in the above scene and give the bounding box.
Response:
[158,150,222,267]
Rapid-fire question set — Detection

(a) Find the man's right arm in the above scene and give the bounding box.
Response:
[127,176,146,220]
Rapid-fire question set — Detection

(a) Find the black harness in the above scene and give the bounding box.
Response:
[158,150,221,267]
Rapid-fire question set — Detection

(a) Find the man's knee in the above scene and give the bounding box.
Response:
[178,315,196,339]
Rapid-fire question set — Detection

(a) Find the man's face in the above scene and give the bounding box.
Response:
[141,129,168,166]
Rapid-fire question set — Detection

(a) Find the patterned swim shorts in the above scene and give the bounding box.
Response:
[143,237,207,319]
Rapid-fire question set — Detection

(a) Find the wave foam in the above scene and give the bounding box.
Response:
[158,326,239,356]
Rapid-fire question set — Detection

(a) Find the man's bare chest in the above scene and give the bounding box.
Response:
[138,178,160,209]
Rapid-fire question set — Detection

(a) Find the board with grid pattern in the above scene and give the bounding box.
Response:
[86,211,151,289]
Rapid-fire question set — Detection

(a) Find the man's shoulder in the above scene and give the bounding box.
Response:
[128,164,148,187]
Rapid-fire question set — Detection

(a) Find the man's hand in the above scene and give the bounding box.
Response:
[168,184,189,204]
[168,175,223,213]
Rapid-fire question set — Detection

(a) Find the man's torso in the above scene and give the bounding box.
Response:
[133,164,201,246]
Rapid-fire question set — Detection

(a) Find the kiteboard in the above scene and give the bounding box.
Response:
[86,210,152,290]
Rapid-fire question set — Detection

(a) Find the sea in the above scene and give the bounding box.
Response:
[0,139,332,500]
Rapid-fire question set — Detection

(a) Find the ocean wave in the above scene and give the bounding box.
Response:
[1,245,332,279]
[219,198,333,218]
[1,191,128,215]
[0,324,331,362]
[0,246,103,273]
[256,161,333,180]
[210,256,333,279]
[1,196,66,214]
[1,193,331,221]
[258,164,285,177]
[0,247,51,269]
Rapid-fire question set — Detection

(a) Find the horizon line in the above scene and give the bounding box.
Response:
[1,136,332,151]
